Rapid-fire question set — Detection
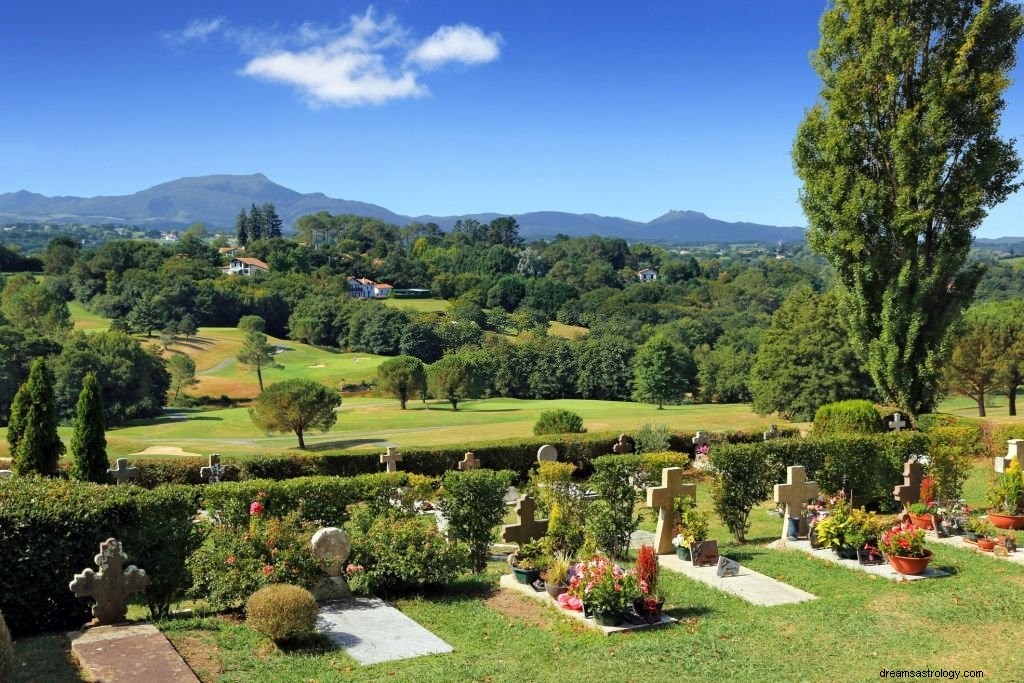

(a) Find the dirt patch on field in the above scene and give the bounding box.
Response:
[485,590,555,629]
[130,446,202,457]
[308,363,326,368]
[169,634,223,678]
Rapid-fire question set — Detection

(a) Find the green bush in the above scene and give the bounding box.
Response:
[438,469,516,572]
[927,425,980,502]
[246,584,319,643]
[345,508,467,595]
[533,409,586,436]
[0,611,12,683]
[637,451,691,488]
[633,422,672,454]
[813,400,886,435]
[587,455,643,558]
[529,461,588,556]
[709,444,778,543]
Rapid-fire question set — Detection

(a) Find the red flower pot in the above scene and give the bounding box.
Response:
[977,538,997,552]
[988,511,1024,530]
[886,550,934,576]
[908,513,934,531]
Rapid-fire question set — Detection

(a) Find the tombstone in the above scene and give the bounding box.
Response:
[501,495,549,544]
[893,460,923,507]
[458,452,480,471]
[0,470,13,480]
[200,453,225,484]
[311,527,352,600]
[107,458,139,485]
[69,538,149,625]
[995,439,1022,474]
[692,431,709,452]
[536,444,558,463]
[380,446,402,473]
[763,424,780,441]
[716,556,740,578]
[645,467,696,554]
[774,466,819,541]
[691,539,719,567]
[612,434,635,454]
[888,412,907,433]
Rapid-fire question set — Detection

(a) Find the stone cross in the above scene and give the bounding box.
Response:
[888,412,907,432]
[774,466,819,541]
[69,538,149,625]
[893,460,923,506]
[692,431,709,450]
[537,444,558,463]
[380,446,402,473]
[763,424,780,441]
[646,467,696,554]
[107,458,139,485]
[996,439,1022,474]
[200,453,225,483]
[612,434,635,454]
[458,452,480,471]
[501,495,549,544]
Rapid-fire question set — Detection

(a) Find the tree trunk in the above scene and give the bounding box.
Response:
[296,428,306,449]
[1010,385,1018,416]
[399,390,407,410]
[256,366,264,393]
[977,392,987,418]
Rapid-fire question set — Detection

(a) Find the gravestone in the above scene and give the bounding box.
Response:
[612,434,635,454]
[691,539,719,567]
[645,467,696,554]
[200,453,225,484]
[893,460,923,507]
[501,495,549,544]
[763,424,780,441]
[774,466,819,541]
[996,439,1022,474]
[107,458,139,485]
[888,412,907,433]
[0,470,13,480]
[537,444,558,463]
[311,527,352,600]
[716,556,740,578]
[69,538,149,625]
[380,446,402,473]
[458,452,480,471]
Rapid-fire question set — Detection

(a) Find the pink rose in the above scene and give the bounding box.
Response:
[250,501,264,516]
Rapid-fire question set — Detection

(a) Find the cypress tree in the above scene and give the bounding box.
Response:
[248,203,263,242]
[235,208,250,246]
[261,202,283,238]
[11,358,65,476]
[5,382,28,456]
[70,372,108,482]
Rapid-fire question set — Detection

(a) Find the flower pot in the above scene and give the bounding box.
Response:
[908,513,934,531]
[593,609,624,627]
[835,545,859,560]
[676,545,692,561]
[511,567,540,585]
[977,538,997,552]
[988,511,1024,530]
[545,582,567,600]
[886,550,934,576]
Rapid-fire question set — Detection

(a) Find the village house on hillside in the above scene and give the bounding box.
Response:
[226,256,268,276]
[347,276,393,299]
[637,268,658,282]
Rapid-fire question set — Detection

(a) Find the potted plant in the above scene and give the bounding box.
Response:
[815,504,884,559]
[543,552,571,599]
[672,499,708,561]
[633,544,663,622]
[879,523,933,575]
[963,517,998,551]
[574,556,640,627]
[509,540,546,585]
[935,499,970,536]
[987,461,1024,530]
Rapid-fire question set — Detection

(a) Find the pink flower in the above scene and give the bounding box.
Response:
[250,501,264,516]
[262,564,273,576]
[258,491,266,499]
[226,555,236,565]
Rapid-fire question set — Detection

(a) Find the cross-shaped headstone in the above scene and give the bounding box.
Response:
[380,446,402,473]
[774,466,819,541]
[996,440,1022,474]
[69,538,149,625]
[537,444,558,463]
[501,495,549,544]
[107,458,138,485]
[692,431,709,450]
[200,453,225,483]
[646,467,696,554]
[458,452,480,471]
[763,424,780,441]
[888,412,907,432]
[893,460,923,507]
[612,434,635,454]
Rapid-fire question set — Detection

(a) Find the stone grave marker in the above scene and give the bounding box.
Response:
[380,446,402,473]
[501,495,549,544]
[996,439,1022,474]
[537,444,558,463]
[612,434,635,454]
[458,452,480,471]
[763,424,780,441]
[311,527,352,600]
[645,467,696,554]
[69,538,149,625]
[888,412,907,433]
[716,556,740,578]
[107,458,139,485]
[774,466,819,541]
[200,453,225,484]
[0,470,13,480]
[893,460,923,507]
[691,539,719,567]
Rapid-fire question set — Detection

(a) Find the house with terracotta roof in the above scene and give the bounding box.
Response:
[347,277,393,298]
[227,257,269,276]
[637,268,658,282]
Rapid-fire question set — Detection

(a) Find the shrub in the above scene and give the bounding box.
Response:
[709,444,777,543]
[438,469,516,572]
[812,400,885,435]
[346,508,467,595]
[530,461,588,556]
[0,611,12,683]
[246,584,319,643]
[633,422,672,454]
[637,451,691,488]
[533,409,586,436]
[587,455,643,558]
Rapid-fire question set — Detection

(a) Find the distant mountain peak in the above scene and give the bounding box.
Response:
[650,210,709,224]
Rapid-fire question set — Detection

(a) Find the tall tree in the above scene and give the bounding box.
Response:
[248,378,340,449]
[235,208,250,247]
[11,358,64,477]
[261,202,283,239]
[248,203,263,242]
[428,352,486,410]
[376,355,427,409]
[0,274,72,338]
[631,335,695,409]
[793,0,1024,417]
[70,373,108,483]
[237,330,282,393]
[945,300,1024,416]
[167,354,199,403]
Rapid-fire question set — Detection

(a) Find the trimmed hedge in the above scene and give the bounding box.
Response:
[812,400,886,435]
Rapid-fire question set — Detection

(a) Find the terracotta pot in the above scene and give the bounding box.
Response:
[977,538,997,552]
[886,550,934,576]
[908,513,934,531]
[988,511,1024,530]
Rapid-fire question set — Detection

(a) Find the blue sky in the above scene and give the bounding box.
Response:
[2,2,1022,237]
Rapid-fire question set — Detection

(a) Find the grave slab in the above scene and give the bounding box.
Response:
[928,534,1024,566]
[659,553,816,606]
[317,598,452,665]
[498,574,676,635]
[769,539,951,581]
[68,623,199,683]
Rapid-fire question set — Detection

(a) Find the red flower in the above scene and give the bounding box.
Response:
[250,501,264,516]
[226,555,236,565]
[262,564,273,576]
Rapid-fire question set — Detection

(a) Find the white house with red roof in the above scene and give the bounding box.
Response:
[227,257,269,276]
[347,277,393,298]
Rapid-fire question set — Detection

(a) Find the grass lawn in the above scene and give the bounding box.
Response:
[67,300,111,331]
[382,298,450,314]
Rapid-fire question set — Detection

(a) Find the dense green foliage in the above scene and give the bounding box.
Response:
[375,354,427,409]
[245,584,319,643]
[812,400,885,436]
[631,335,695,408]
[588,455,644,558]
[0,273,72,338]
[10,358,64,476]
[794,0,1024,416]
[248,378,341,449]
[532,408,586,435]
[945,299,1024,416]
[69,373,108,483]
[438,469,516,572]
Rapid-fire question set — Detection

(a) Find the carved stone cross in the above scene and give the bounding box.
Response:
[537,444,558,463]
[996,440,1022,474]
[692,431,709,450]
[893,460,923,506]
[107,458,139,485]
[612,434,635,454]
[888,412,907,432]
[646,467,696,554]
[380,446,402,473]
[200,453,225,483]
[69,538,149,625]
[501,495,549,544]
[458,452,480,471]
[774,466,818,541]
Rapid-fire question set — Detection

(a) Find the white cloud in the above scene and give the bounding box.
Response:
[407,24,502,70]
[164,17,225,44]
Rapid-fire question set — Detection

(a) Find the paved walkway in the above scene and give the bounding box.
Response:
[317,598,452,665]
[928,533,1024,565]
[660,553,817,606]
[68,623,199,683]
[770,539,951,581]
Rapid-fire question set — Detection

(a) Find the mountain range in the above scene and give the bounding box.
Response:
[0,173,808,243]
